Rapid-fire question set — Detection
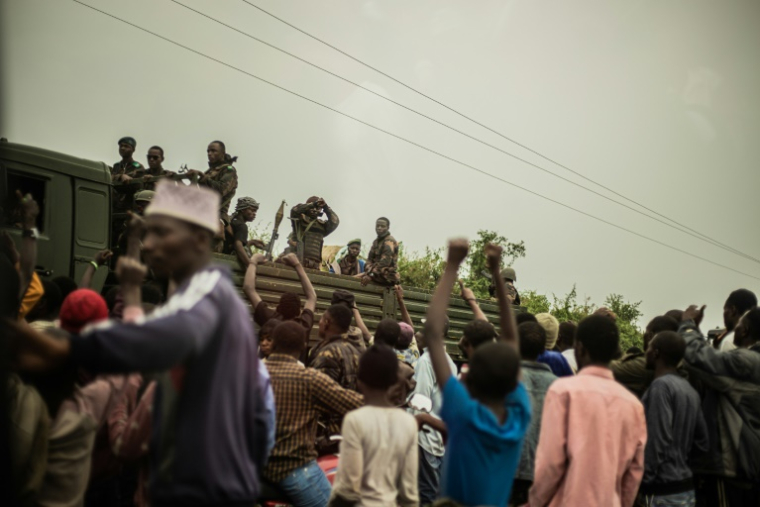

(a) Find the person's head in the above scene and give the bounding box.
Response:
[397,322,415,350]
[52,276,78,302]
[207,140,226,165]
[466,341,520,403]
[535,313,559,350]
[318,304,353,338]
[347,240,361,259]
[575,314,620,369]
[643,315,679,349]
[734,308,760,348]
[59,289,109,334]
[271,320,305,359]
[235,196,260,222]
[418,316,450,349]
[143,181,219,282]
[375,217,390,237]
[133,190,156,216]
[259,319,282,358]
[375,318,401,348]
[724,289,757,332]
[306,196,323,219]
[459,320,497,359]
[664,309,683,322]
[557,321,577,352]
[331,289,356,310]
[516,312,538,326]
[118,136,136,160]
[518,321,547,361]
[26,280,63,322]
[147,145,164,170]
[645,331,686,370]
[357,344,399,395]
[276,292,302,321]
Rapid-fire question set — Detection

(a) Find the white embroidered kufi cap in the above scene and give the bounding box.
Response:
[145,180,220,233]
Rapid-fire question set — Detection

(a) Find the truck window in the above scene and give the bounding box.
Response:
[2,171,47,232]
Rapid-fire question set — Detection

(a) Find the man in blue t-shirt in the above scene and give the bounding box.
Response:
[423,239,531,507]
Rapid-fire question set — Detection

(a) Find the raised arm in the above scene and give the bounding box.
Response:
[459,280,487,322]
[486,244,518,346]
[425,239,469,389]
[323,202,340,237]
[282,253,317,313]
[243,254,267,309]
[352,306,373,344]
[80,249,113,289]
[394,285,414,327]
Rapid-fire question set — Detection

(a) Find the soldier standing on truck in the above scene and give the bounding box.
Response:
[134,145,173,191]
[289,196,339,270]
[111,136,145,215]
[224,196,267,268]
[361,217,400,286]
[488,267,520,305]
[188,140,238,226]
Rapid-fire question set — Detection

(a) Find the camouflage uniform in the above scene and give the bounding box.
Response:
[505,280,520,305]
[111,159,145,213]
[201,161,238,224]
[365,231,400,286]
[290,201,339,270]
[337,255,363,276]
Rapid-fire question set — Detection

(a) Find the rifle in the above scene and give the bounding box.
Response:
[266,200,287,261]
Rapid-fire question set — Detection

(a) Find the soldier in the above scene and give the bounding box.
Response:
[135,145,173,190]
[488,267,520,305]
[331,239,365,276]
[361,217,400,286]
[224,197,267,268]
[188,140,238,225]
[289,196,339,270]
[111,136,145,183]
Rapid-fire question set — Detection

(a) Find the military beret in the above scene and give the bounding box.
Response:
[118,136,137,148]
[347,238,361,246]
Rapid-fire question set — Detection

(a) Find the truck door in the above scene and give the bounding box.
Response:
[72,179,110,289]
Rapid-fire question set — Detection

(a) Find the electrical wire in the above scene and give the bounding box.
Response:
[241,0,759,264]
[71,0,760,281]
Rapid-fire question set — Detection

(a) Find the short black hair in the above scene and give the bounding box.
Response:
[651,331,686,367]
[210,140,226,152]
[326,304,353,333]
[148,145,164,156]
[272,321,306,354]
[466,342,520,401]
[518,321,547,361]
[260,318,282,340]
[558,321,577,347]
[577,315,620,364]
[331,289,356,309]
[375,318,401,347]
[358,344,399,390]
[743,308,760,342]
[647,315,679,335]
[52,276,78,302]
[664,309,683,322]
[462,320,497,350]
[276,292,302,320]
[516,312,538,325]
[377,217,390,227]
[726,289,757,314]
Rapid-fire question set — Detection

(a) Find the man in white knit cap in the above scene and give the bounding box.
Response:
[16,181,273,507]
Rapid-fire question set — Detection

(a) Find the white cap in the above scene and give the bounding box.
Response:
[145,180,220,233]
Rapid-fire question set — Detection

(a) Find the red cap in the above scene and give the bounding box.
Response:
[59,289,109,334]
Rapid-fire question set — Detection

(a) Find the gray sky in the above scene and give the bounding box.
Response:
[3,0,759,330]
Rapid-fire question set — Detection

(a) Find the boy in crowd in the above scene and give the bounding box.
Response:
[330,345,419,507]
[424,240,531,506]
[638,330,708,506]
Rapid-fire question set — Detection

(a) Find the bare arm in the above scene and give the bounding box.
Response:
[425,239,469,389]
[394,285,414,327]
[352,307,372,344]
[486,245,517,346]
[234,240,250,270]
[459,280,487,322]
[80,249,112,289]
[282,253,317,313]
[243,254,267,309]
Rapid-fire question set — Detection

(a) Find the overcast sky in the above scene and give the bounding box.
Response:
[3,0,759,330]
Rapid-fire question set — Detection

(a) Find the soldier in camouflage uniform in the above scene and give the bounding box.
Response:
[289,196,339,270]
[362,217,400,286]
[188,140,238,225]
[488,266,520,305]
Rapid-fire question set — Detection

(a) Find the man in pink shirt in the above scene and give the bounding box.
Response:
[529,315,647,507]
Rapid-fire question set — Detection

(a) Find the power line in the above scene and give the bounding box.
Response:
[71,0,760,282]
[241,0,759,265]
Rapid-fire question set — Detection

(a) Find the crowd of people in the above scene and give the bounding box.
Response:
[2,138,760,507]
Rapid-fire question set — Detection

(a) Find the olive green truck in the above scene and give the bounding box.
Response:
[1,140,518,361]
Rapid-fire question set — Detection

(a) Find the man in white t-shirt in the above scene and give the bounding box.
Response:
[557,321,578,373]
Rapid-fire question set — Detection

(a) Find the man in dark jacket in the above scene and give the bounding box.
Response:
[679,305,760,507]
[290,196,339,270]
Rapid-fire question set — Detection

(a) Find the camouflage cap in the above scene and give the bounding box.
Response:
[134,190,156,202]
[500,267,516,282]
[235,196,260,212]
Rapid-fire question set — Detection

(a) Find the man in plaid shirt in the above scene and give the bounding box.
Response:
[264,321,363,507]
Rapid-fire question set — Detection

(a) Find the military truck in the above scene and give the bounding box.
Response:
[1,140,518,360]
